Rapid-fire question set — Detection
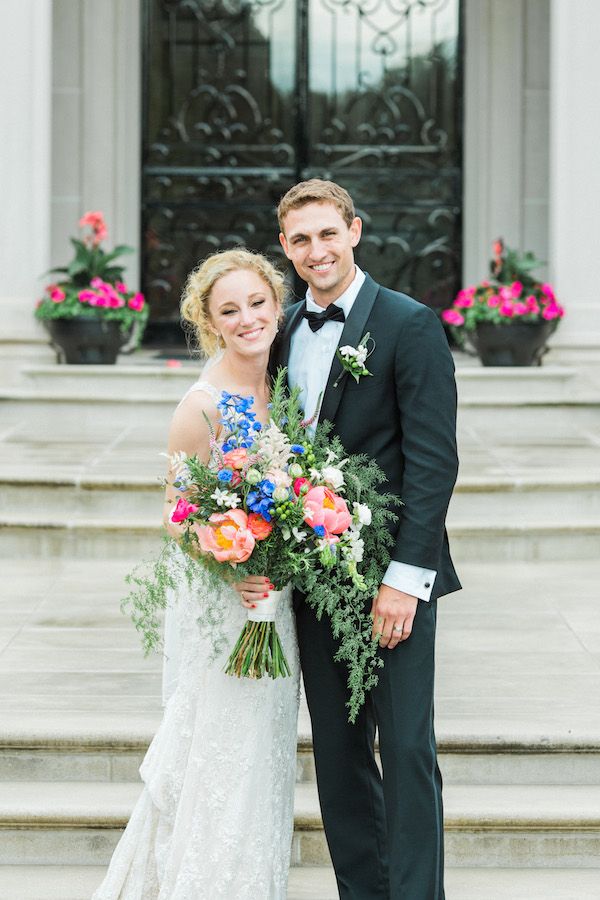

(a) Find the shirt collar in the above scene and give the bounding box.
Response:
[305,266,366,315]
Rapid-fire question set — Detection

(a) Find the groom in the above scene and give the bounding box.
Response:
[272,180,461,899]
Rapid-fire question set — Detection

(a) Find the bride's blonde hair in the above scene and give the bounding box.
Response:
[181,249,286,356]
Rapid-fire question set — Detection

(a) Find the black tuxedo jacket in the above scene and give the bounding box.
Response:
[271,273,461,600]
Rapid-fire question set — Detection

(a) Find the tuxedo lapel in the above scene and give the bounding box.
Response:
[318,274,379,425]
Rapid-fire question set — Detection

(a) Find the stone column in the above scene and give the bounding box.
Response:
[0,0,54,378]
[549,0,600,354]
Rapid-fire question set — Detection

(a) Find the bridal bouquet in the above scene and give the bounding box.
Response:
[124,370,400,722]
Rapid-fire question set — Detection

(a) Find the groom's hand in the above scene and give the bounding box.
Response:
[371,586,418,650]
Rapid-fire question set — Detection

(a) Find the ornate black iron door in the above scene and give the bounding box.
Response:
[142,0,462,335]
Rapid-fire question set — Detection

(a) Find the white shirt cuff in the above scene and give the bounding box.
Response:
[382,561,436,602]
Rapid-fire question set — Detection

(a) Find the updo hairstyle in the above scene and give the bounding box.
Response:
[180,248,286,356]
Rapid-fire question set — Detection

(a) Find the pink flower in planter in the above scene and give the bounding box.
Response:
[441,309,465,326]
[116,282,128,293]
[91,295,108,308]
[78,290,96,304]
[511,281,523,297]
[128,293,145,312]
[525,295,540,314]
[50,288,66,303]
[542,302,564,320]
[541,283,555,299]
[499,286,513,303]
[487,294,500,308]
[513,301,528,315]
[499,300,514,317]
[108,295,126,308]
[90,277,104,289]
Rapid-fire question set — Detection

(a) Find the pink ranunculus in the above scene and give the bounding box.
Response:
[293,477,311,496]
[169,497,199,524]
[194,509,255,563]
[247,512,273,541]
[511,281,523,297]
[50,288,66,303]
[513,302,528,315]
[487,294,500,308]
[541,283,555,299]
[90,277,104,289]
[303,486,352,539]
[499,300,514,317]
[441,309,465,326]
[499,285,512,302]
[77,289,96,304]
[128,292,145,312]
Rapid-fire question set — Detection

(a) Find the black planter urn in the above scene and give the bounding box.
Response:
[45,318,129,364]
[472,321,554,367]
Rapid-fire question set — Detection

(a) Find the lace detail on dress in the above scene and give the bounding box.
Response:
[93,555,300,900]
[176,379,221,410]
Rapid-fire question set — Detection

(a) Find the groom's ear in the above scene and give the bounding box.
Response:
[279,231,291,259]
[349,216,362,248]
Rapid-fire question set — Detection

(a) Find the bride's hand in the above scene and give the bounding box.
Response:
[233,576,274,609]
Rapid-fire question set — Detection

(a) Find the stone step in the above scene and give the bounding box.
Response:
[1,781,599,868]
[18,362,580,404]
[1,471,598,524]
[2,514,599,560]
[3,726,599,787]
[2,864,599,900]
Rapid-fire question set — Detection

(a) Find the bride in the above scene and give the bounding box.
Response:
[93,249,300,899]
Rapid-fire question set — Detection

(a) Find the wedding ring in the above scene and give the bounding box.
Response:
[393,625,403,633]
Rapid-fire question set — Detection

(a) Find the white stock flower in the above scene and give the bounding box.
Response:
[342,530,365,563]
[353,502,372,527]
[339,345,359,359]
[322,466,345,490]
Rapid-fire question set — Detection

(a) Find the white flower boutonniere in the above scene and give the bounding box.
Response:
[334,332,375,387]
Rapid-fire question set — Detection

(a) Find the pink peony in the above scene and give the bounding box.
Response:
[499,300,514,317]
[170,497,199,524]
[50,288,66,303]
[195,509,255,563]
[511,281,523,297]
[128,292,145,312]
[441,309,465,326]
[303,486,352,539]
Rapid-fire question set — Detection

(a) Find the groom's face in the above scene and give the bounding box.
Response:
[279,201,362,305]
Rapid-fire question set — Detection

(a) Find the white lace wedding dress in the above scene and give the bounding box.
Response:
[93,381,300,900]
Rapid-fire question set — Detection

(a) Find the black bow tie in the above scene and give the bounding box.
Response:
[302,303,345,332]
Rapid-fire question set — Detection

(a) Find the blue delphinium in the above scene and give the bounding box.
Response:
[218,392,261,451]
[247,479,275,521]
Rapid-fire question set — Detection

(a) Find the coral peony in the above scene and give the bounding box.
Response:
[195,509,255,563]
[303,486,352,539]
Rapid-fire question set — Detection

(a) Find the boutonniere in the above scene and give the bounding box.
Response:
[334,333,375,387]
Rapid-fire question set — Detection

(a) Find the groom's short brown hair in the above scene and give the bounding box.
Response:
[277,179,355,231]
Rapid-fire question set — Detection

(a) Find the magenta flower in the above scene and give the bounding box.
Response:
[78,289,96,304]
[541,283,555,299]
[170,497,200,524]
[128,292,145,312]
[90,277,104,289]
[116,282,128,293]
[50,288,66,303]
[525,295,540,314]
[442,309,465,326]
[511,281,523,297]
[499,286,512,303]
[513,301,528,315]
[487,294,500,308]
[499,300,514,317]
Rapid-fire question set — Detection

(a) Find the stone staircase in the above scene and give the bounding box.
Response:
[1,355,600,898]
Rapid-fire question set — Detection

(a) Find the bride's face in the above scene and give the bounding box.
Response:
[208,268,279,357]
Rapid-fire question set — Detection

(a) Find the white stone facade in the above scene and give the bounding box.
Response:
[1,0,598,356]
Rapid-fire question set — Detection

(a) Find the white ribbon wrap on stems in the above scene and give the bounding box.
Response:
[247,588,284,623]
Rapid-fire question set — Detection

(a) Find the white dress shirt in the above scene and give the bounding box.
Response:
[287,266,436,602]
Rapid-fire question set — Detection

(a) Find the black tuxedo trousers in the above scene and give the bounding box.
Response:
[273,275,460,898]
